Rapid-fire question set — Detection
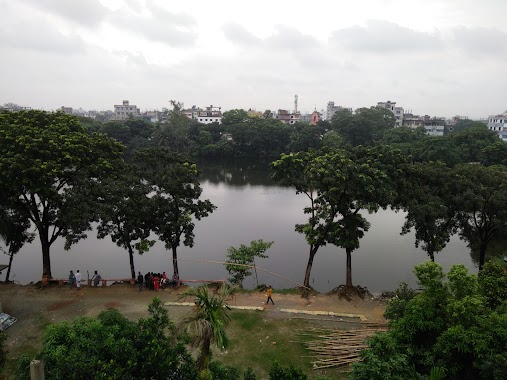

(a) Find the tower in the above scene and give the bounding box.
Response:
[294,94,298,113]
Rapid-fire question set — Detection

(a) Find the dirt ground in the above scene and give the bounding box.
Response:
[0,282,387,375]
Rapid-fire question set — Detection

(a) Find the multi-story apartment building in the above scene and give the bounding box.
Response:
[182,105,222,124]
[487,111,507,142]
[277,109,300,125]
[111,100,140,120]
[377,100,404,127]
[325,101,351,121]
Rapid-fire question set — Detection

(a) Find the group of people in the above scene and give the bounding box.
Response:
[67,270,101,289]
[136,271,179,292]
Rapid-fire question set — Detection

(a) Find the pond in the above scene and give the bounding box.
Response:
[1,160,476,293]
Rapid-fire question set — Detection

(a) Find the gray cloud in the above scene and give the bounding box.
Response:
[109,5,197,46]
[330,20,442,52]
[0,18,85,54]
[452,26,507,55]
[222,23,261,46]
[18,0,107,27]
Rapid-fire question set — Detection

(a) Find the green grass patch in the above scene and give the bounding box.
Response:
[217,311,349,379]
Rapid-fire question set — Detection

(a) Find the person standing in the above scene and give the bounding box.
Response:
[137,271,144,292]
[41,272,49,290]
[75,270,82,290]
[68,270,75,288]
[153,273,160,292]
[266,285,274,305]
[92,270,102,287]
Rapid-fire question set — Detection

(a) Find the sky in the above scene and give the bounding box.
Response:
[1,0,506,118]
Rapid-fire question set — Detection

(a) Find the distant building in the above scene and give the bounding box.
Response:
[377,100,404,127]
[60,106,73,115]
[111,100,140,120]
[325,101,351,121]
[422,115,446,136]
[197,105,222,124]
[487,111,507,142]
[277,109,300,125]
[310,110,319,125]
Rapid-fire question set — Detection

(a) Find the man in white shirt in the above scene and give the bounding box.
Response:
[75,270,82,290]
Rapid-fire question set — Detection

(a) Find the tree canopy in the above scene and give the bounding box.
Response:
[0,110,124,277]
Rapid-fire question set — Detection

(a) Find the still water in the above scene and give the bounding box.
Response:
[0,160,476,293]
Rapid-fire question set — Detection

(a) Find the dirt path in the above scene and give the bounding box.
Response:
[0,283,387,374]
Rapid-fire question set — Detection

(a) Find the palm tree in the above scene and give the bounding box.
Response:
[179,284,236,372]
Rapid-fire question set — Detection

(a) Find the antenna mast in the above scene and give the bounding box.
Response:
[294,94,298,113]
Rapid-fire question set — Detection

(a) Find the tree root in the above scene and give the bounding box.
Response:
[327,284,372,301]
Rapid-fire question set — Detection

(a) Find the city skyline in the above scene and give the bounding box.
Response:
[1,0,507,119]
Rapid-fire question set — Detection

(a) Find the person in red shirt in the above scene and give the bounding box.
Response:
[153,273,160,292]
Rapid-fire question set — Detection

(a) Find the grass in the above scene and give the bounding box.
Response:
[217,310,350,379]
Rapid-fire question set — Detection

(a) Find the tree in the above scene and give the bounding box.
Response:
[153,100,193,153]
[450,126,498,163]
[453,164,507,270]
[0,110,124,277]
[0,206,34,282]
[272,146,403,291]
[222,109,249,126]
[350,261,507,380]
[400,162,457,262]
[95,163,155,279]
[134,148,216,278]
[331,106,395,146]
[287,123,323,152]
[15,297,197,380]
[180,284,236,373]
[225,239,273,288]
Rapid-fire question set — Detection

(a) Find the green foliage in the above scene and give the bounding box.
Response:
[243,367,257,380]
[350,261,507,380]
[331,106,395,146]
[208,361,241,380]
[225,240,273,288]
[478,260,507,309]
[0,110,124,276]
[15,297,197,380]
[268,362,308,380]
[383,282,417,320]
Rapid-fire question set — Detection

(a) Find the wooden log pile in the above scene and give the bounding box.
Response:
[298,327,387,370]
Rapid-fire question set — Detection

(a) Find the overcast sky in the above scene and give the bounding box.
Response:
[1,0,506,118]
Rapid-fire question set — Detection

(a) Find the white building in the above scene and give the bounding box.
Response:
[377,100,404,127]
[487,111,507,142]
[111,100,140,120]
[183,105,222,124]
[325,101,351,121]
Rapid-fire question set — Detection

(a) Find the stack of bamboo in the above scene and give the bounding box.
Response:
[299,327,387,369]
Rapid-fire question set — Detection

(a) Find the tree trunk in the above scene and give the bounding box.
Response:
[172,245,179,278]
[303,247,318,289]
[253,259,259,288]
[198,338,211,372]
[127,245,136,279]
[40,234,52,278]
[479,242,487,271]
[429,251,435,262]
[5,251,14,283]
[346,248,353,289]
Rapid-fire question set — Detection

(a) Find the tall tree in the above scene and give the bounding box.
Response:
[95,163,155,279]
[134,148,216,278]
[400,162,457,262]
[453,164,507,270]
[272,146,402,291]
[180,284,236,373]
[0,110,123,277]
